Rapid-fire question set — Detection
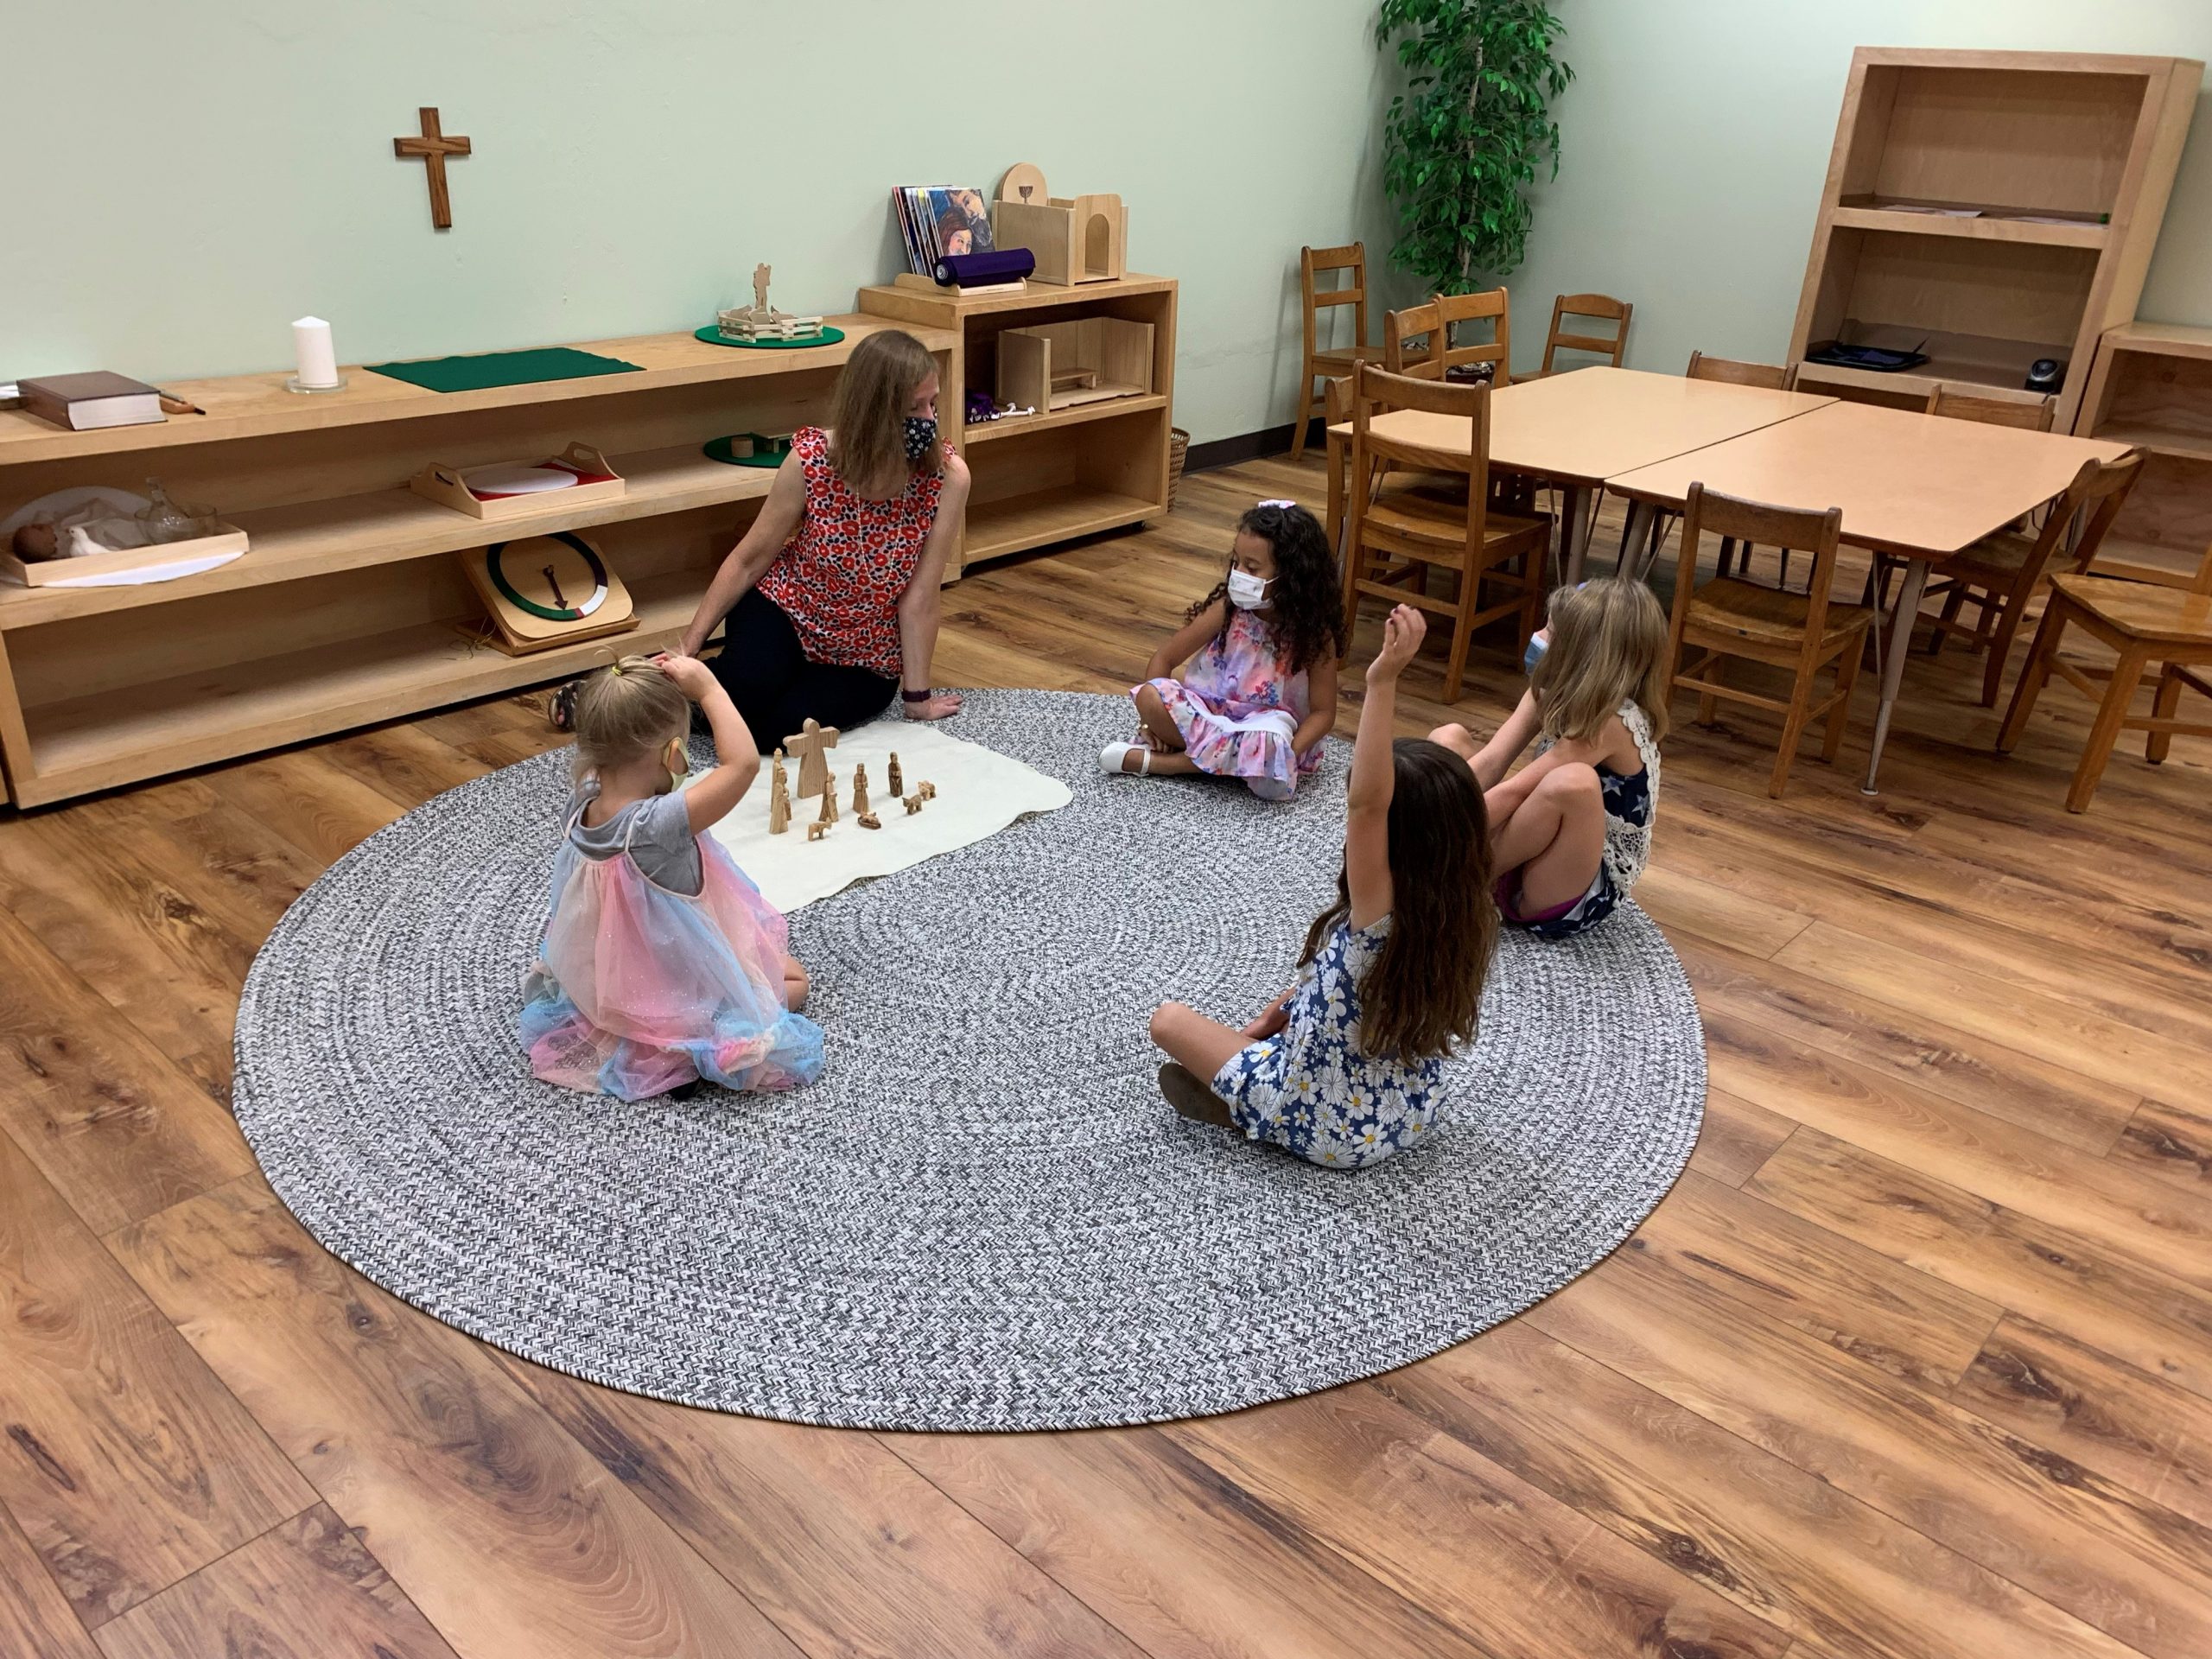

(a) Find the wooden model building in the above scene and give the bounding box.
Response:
[991,164,1127,287]
[719,264,827,343]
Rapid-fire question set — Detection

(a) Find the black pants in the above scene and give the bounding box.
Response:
[708,589,898,753]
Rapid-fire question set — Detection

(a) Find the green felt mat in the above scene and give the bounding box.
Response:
[702,435,786,468]
[365,346,643,393]
[692,325,846,351]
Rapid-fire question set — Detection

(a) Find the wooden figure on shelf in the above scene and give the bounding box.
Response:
[785,719,839,798]
[903,793,924,815]
[852,764,871,818]
[817,772,839,825]
[807,821,830,842]
[887,753,904,797]
[857,810,881,830]
[717,263,828,343]
[918,780,937,802]
[767,748,791,834]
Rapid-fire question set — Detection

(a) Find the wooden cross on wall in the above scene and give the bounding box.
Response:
[394,107,471,230]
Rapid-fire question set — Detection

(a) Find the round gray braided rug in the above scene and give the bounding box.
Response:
[235,689,1703,1431]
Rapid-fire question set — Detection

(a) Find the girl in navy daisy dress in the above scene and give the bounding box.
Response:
[1103,500,1344,800]
[1432,577,1667,941]
[1147,606,1498,1170]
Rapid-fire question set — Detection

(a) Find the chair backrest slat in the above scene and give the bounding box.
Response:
[1300,243,1370,367]
[1686,350,1793,391]
[1541,293,1631,375]
[1385,289,1511,385]
[1924,383,2056,432]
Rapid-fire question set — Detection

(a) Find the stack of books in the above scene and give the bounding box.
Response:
[891,185,995,277]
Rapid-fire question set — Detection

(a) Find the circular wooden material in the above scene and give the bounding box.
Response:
[486,532,611,622]
[997,162,1048,206]
[702,435,782,469]
[692,325,846,351]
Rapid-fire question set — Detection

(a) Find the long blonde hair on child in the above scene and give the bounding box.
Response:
[569,655,689,782]
[1530,577,1671,744]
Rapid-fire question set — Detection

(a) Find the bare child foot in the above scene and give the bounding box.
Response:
[1157,1062,1237,1128]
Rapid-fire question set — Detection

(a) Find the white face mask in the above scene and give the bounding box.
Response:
[1226,568,1272,610]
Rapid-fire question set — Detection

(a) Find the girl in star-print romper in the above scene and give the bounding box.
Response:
[1147,605,1500,1170]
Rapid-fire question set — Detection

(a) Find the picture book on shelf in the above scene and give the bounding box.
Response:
[891,185,994,276]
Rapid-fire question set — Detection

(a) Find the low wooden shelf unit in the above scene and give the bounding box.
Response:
[857,273,1179,569]
[2075,320,2212,586]
[0,316,955,807]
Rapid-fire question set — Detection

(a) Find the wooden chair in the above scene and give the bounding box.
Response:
[1384,289,1512,385]
[1924,382,2056,432]
[1997,541,2212,811]
[1344,363,1549,702]
[1685,351,1795,391]
[1540,293,1631,374]
[1293,243,1376,461]
[1647,351,1803,583]
[1664,482,1874,798]
[1916,448,2144,707]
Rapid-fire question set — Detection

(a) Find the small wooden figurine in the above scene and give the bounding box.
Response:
[785,719,839,798]
[806,821,830,842]
[767,748,791,834]
[903,793,924,815]
[857,810,881,830]
[817,773,839,825]
[918,780,937,802]
[852,763,871,818]
[887,753,904,797]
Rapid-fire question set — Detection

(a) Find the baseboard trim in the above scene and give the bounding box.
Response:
[1184,420,1315,474]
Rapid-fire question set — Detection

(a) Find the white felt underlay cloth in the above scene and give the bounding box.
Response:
[696,716,1071,913]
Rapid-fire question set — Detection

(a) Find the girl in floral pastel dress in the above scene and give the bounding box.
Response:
[1103,499,1344,800]
[1147,607,1499,1171]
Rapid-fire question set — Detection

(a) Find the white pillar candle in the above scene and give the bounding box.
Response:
[291,316,339,388]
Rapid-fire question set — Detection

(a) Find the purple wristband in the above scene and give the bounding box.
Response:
[901,686,931,703]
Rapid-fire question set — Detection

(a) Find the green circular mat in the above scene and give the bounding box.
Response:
[692,324,847,351]
[702,436,786,468]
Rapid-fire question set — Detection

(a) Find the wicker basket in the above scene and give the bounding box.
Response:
[1167,427,1190,504]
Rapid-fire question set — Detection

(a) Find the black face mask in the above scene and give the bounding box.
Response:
[903,415,937,461]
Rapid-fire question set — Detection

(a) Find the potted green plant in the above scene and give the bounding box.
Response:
[1376,0,1573,295]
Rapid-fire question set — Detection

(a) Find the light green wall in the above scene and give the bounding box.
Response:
[1505,1,2212,382]
[3,0,1399,444]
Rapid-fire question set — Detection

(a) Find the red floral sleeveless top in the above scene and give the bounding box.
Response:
[755,426,944,677]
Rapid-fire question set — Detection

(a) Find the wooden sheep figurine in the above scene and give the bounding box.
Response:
[806,820,830,842]
[903,793,924,815]
[918,780,936,802]
[856,810,881,830]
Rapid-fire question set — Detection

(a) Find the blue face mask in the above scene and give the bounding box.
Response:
[1522,632,1548,677]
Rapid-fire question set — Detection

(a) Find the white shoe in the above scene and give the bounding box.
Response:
[1100,741,1153,776]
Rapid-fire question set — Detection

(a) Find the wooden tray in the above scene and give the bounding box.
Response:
[1,522,249,587]
[410,441,626,522]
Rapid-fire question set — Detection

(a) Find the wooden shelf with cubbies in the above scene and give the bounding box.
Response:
[857,273,1178,569]
[0,316,956,807]
[1787,48,2202,431]
[2075,320,2212,588]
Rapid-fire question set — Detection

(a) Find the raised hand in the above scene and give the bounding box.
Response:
[1367,604,1427,683]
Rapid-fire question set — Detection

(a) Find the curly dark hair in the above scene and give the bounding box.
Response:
[1300,737,1497,1061]
[1185,502,1348,674]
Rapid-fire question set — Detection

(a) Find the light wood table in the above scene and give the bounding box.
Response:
[1605,399,2133,792]
[1325,366,1834,585]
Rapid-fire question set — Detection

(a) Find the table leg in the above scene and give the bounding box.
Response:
[1557,483,1591,586]
[1616,499,1659,579]
[1859,556,1929,795]
[1325,428,1345,564]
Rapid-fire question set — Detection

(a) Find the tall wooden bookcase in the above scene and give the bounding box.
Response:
[857,274,1178,569]
[1787,48,2202,433]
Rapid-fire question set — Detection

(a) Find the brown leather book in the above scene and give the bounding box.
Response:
[18,371,165,431]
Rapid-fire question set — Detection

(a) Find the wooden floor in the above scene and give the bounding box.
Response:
[4,453,2211,1659]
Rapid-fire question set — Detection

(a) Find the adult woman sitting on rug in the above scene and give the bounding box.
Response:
[675,328,969,747]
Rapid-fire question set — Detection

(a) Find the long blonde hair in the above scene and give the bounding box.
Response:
[828,329,941,494]
[1531,578,1670,744]
[569,655,688,782]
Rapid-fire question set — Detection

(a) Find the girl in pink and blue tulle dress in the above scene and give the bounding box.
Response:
[520,652,823,1102]
[1103,499,1345,800]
